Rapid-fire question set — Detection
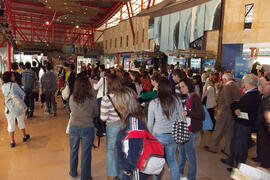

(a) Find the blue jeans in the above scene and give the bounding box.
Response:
[153,133,179,180]
[69,125,95,180]
[178,132,199,180]
[106,125,121,178]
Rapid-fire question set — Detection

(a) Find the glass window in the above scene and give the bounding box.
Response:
[244,4,254,30]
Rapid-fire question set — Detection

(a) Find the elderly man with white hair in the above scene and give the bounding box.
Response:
[221,74,261,171]
[204,73,241,156]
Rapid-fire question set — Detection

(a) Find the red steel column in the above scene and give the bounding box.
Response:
[8,42,11,71]
[126,3,136,45]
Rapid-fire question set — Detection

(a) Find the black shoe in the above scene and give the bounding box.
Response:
[27,112,33,118]
[221,158,234,167]
[260,163,270,169]
[248,141,256,149]
[10,142,16,148]
[204,146,217,154]
[23,134,30,142]
[251,157,261,162]
[227,168,233,172]
[221,149,229,157]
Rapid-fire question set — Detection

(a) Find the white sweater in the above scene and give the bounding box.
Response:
[203,86,216,109]
[93,77,107,99]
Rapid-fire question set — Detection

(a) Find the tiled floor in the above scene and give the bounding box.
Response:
[0,93,259,180]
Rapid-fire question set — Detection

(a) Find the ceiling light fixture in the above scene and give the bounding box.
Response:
[76,25,79,29]
[45,21,50,25]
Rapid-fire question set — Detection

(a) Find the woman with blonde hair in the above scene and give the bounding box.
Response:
[114,87,149,180]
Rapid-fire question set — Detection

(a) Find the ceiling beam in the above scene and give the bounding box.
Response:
[93,1,124,28]
[11,7,56,16]
[10,0,45,9]
[79,2,108,11]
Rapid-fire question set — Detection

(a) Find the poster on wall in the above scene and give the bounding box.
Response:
[234,57,254,79]
[203,59,216,70]
[191,58,201,70]
[173,58,186,66]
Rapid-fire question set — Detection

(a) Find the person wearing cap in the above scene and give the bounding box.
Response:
[204,73,241,156]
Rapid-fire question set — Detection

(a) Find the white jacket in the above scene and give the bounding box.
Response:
[93,77,107,99]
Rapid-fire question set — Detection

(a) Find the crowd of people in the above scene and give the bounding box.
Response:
[1,61,270,180]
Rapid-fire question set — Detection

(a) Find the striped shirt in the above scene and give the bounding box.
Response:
[100,93,121,125]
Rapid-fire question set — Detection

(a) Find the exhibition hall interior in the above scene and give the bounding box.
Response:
[0,0,270,180]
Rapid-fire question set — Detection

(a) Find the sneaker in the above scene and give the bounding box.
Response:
[180,176,188,180]
[23,134,30,142]
[10,142,16,148]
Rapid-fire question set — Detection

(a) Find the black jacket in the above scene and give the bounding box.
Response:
[231,89,261,127]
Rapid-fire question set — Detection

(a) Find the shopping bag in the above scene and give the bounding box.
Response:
[202,105,213,130]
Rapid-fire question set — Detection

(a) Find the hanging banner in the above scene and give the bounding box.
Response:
[203,59,216,69]
[234,57,254,79]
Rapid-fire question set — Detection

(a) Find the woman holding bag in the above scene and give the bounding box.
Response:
[148,78,184,180]
[1,72,30,148]
[201,76,217,131]
[178,78,205,180]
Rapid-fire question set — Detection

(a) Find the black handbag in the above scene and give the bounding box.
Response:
[172,120,190,144]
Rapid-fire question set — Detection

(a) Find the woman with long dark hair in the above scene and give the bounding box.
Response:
[130,71,143,97]
[100,74,122,180]
[178,78,204,180]
[148,78,184,180]
[69,77,98,180]
[114,87,149,180]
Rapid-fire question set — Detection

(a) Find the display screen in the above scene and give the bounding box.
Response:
[146,59,152,65]
[191,58,201,70]
[203,59,216,69]
[69,59,74,63]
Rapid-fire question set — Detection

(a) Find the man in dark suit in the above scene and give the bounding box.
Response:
[253,81,270,168]
[221,74,261,171]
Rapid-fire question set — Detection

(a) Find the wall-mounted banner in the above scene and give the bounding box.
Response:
[234,57,254,79]
[203,59,216,69]
[173,58,186,65]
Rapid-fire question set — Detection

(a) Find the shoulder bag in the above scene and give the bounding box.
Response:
[5,83,27,116]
